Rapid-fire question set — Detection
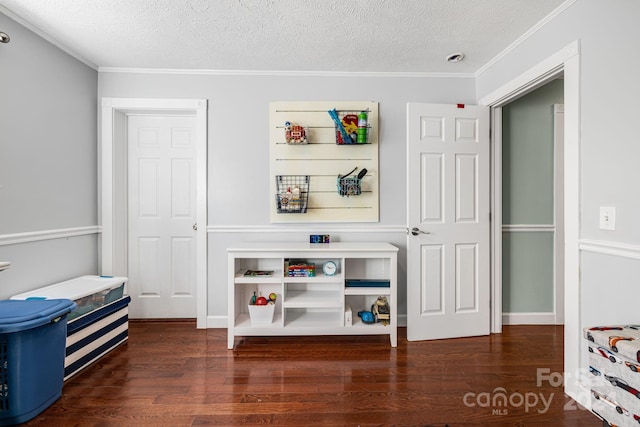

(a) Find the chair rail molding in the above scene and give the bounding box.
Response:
[207,225,407,233]
[579,238,640,260]
[0,226,100,246]
[502,224,555,232]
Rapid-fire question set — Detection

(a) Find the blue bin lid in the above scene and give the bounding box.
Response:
[0,299,76,333]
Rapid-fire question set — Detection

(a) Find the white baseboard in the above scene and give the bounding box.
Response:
[205,315,228,329]
[502,312,558,325]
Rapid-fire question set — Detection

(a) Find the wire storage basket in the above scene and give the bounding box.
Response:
[336,166,366,197]
[275,175,310,213]
[337,176,362,197]
[333,110,370,145]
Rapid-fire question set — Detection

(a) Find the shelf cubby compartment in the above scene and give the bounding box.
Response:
[284,308,343,328]
[283,290,343,308]
[234,311,284,329]
[346,294,390,311]
[232,278,283,329]
[344,258,390,281]
[285,257,343,279]
[283,282,342,309]
[346,294,392,327]
[233,257,281,281]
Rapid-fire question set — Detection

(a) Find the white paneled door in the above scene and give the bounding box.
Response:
[128,115,197,318]
[407,103,490,340]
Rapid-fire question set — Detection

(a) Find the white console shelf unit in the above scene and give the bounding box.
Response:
[227,242,398,349]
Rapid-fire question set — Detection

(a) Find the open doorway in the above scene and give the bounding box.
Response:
[500,79,564,325]
[481,40,583,403]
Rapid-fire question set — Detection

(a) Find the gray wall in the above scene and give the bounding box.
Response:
[98,72,476,321]
[502,79,563,314]
[0,12,99,298]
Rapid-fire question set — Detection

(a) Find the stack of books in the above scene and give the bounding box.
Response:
[287,262,315,277]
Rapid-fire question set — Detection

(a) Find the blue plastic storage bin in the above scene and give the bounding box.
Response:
[0,299,76,426]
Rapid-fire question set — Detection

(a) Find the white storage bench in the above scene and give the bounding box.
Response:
[11,275,130,380]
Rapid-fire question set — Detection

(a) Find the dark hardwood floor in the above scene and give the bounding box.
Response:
[24,322,602,426]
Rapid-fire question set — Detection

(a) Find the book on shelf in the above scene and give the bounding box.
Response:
[243,270,274,277]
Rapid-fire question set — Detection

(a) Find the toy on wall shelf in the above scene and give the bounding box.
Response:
[284,121,308,144]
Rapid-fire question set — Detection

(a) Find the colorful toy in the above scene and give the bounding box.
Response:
[372,295,390,323]
[340,114,358,143]
[284,121,308,144]
[358,310,375,324]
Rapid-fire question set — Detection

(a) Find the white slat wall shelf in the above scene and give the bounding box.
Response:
[269,101,379,223]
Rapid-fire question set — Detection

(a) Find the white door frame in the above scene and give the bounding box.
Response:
[553,103,565,326]
[479,40,583,403]
[100,98,208,328]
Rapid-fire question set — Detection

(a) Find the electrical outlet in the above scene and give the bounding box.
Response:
[599,206,616,231]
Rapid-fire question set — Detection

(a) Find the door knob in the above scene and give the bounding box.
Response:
[410,227,430,236]
[193,223,198,231]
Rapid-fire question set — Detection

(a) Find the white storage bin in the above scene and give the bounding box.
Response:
[11,275,130,380]
[248,304,275,325]
[12,275,127,321]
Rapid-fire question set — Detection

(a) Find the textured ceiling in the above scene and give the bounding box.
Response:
[0,0,567,73]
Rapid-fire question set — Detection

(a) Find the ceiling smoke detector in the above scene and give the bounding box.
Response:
[446,52,465,63]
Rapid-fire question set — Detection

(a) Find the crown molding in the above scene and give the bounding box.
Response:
[98,66,475,79]
[474,0,577,78]
[0,5,98,70]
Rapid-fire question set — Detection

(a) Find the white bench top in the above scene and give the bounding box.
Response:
[11,275,128,301]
